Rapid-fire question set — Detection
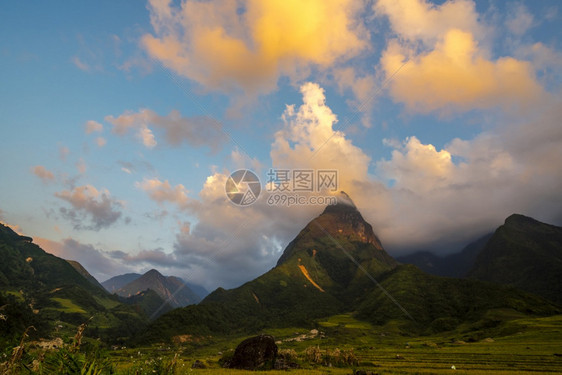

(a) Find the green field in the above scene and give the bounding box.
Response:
[3,312,561,374]
[49,297,87,314]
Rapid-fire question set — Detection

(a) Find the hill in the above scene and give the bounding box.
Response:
[468,214,562,304]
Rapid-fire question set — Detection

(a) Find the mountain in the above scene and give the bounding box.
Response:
[468,214,562,304]
[115,269,201,308]
[103,272,208,299]
[140,194,560,343]
[355,264,557,331]
[66,259,106,292]
[0,223,148,343]
[397,233,492,277]
[102,273,141,293]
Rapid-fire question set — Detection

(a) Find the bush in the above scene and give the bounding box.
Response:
[278,348,297,361]
[303,346,357,367]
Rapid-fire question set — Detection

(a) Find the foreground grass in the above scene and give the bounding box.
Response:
[3,313,562,374]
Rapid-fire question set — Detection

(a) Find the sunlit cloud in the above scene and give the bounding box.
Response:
[380,30,545,113]
[136,178,190,209]
[375,0,546,114]
[142,0,368,95]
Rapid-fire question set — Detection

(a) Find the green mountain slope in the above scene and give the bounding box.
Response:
[0,224,148,343]
[356,264,559,331]
[66,259,107,292]
[469,214,562,304]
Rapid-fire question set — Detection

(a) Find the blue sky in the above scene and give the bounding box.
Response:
[1,0,561,290]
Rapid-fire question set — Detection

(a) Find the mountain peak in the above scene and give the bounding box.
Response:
[115,268,200,308]
[505,213,539,225]
[145,269,164,277]
[276,193,395,268]
[321,191,358,214]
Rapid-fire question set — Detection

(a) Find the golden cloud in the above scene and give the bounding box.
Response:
[142,0,367,94]
[381,29,545,113]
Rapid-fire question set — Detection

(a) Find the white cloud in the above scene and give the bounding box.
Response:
[271,82,371,191]
[378,136,453,192]
[31,165,55,183]
[506,3,534,36]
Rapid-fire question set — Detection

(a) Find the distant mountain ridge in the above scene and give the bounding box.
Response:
[111,269,201,308]
[102,273,141,294]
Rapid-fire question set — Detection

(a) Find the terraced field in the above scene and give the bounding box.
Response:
[108,313,562,374]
